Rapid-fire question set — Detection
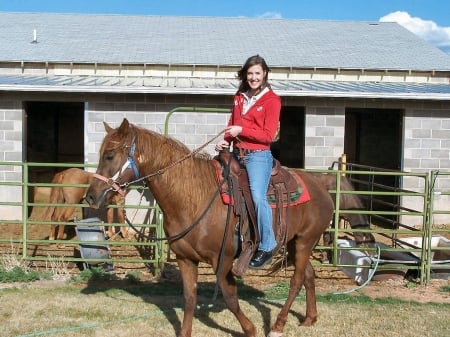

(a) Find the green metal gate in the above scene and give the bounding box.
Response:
[0,161,165,275]
[1,106,449,283]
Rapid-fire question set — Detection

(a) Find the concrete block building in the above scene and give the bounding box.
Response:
[1,12,450,222]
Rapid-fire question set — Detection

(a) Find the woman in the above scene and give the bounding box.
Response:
[215,55,281,269]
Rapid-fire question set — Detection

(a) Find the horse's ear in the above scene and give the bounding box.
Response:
[117,118,130,135]
[103,119,129,134]
[103,121,113,134]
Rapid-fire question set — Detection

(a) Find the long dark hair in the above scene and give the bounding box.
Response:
[236,54,271,94]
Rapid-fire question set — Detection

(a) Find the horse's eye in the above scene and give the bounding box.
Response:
[103,152,114,161]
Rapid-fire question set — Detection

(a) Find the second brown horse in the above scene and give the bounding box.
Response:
[42,168,127,241]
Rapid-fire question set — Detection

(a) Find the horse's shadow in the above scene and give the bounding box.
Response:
[80,265,304,336]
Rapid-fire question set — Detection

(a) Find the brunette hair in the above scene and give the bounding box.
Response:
[236,54,271,94]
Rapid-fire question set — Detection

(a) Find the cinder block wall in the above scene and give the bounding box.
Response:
[86,93,231,165]
[0,97,24,219]
[2,91,450,222]
[304,105,345,169]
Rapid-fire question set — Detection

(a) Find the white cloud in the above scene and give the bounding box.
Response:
[258,11,282,19]
[380,11,450,54]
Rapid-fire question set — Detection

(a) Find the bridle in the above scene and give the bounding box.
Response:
[92,136,140,197]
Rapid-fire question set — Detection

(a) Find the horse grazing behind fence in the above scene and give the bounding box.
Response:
[85,118,335,337]
[42,168,127,241]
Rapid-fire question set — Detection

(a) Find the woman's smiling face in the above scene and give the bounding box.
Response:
[246,64,266,93]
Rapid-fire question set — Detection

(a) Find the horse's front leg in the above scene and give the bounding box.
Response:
[176,257,199,337]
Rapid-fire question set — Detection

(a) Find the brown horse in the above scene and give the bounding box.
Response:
[311,173,376,262]
[85,118,334,337]
[312,173,375,243]
[43,168,127,241]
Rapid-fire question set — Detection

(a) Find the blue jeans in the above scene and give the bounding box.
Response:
[239,150,276,252]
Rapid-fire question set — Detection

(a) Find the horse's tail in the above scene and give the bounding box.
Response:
[41,171,66,221]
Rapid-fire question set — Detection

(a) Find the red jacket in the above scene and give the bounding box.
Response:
[224,88,281,151]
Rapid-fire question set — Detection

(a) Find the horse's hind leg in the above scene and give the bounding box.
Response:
[105,207,116,238]
[44,206,57,240]
[54,206,76,241]
[49,223,56,240]
[107,196,127,239]
[219,271,256,337]
[300,261,318,326]
[116,196,128,238]
[56,224,65,241]
[269,247,316,337]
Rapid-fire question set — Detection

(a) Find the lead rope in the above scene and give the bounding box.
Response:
[124,177,226,243]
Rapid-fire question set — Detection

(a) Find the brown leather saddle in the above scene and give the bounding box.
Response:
[212,150,310,277]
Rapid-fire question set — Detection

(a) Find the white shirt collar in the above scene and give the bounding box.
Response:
[241,87,269,115]
[242,86,269,101]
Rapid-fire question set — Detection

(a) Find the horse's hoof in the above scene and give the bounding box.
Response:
[267,332,283,337]
[301,317,317,327]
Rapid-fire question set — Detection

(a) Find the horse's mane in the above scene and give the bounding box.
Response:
[132,124,212,162]
[105,122,216,214]
[101,122,212,162]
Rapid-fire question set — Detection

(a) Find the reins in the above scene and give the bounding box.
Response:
[95,128,228,243]
[124,178,225,243]
[123,128,227,187]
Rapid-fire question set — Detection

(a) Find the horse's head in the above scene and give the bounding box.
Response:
[86,118,138,209]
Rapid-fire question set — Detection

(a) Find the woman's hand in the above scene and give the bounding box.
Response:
[226,125,242,137]
[215,140,230,152]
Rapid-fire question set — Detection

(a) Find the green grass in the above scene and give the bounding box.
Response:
[440,284,450,293]
[2,278,449,337]
[69,266,117,283]
[0,265,51,283]
[262,280,450,307]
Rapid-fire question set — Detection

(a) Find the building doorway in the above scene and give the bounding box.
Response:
[345,108,402,170]
[25,101,85,211]
[344,108,403,227]
[271,106,305,168]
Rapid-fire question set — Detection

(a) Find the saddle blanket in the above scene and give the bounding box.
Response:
[267,171,310,208]
[215,165,311,208]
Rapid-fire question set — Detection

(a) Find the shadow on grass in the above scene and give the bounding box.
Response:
[79,267,305,336]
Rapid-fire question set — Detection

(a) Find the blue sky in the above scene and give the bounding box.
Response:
[1,0,449,53]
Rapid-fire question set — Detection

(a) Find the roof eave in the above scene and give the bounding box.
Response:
[1,84,450,101]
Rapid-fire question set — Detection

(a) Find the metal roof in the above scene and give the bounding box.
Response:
[1,12,450,71]
[1,74,449,100]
